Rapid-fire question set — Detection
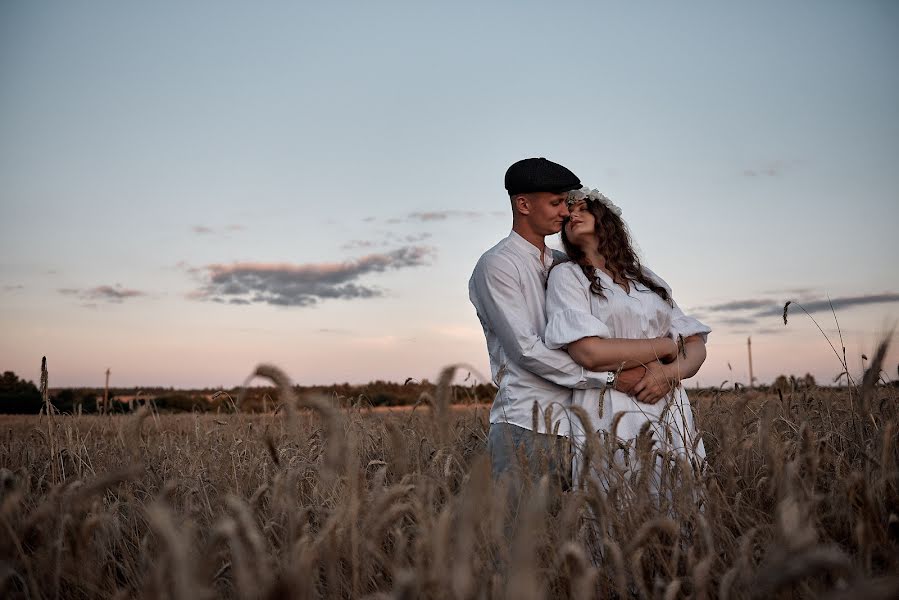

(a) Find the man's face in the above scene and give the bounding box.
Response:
[517,191,571,235]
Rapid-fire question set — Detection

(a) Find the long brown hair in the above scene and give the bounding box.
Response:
[559,200,671,305]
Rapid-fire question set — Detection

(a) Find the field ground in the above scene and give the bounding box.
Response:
[1,376,897,599]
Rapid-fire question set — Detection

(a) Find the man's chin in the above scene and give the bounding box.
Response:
[547,223,564,235]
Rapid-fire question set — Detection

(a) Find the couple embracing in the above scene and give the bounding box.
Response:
[469,157,710,499]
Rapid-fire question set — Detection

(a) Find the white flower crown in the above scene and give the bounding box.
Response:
[567,186,622,217]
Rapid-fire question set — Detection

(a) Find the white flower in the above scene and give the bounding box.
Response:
[567,186,622,216]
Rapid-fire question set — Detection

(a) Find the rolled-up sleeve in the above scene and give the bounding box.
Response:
[470,254,609,389]
[545,265,611,349]
[670,302,711,343]
[642,267,711,343]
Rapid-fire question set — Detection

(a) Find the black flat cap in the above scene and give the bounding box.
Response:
[504,157,581,195]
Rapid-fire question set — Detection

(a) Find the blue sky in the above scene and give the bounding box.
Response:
[1,1,897,388]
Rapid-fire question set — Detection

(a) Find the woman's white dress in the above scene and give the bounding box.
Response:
[544,262,711,492]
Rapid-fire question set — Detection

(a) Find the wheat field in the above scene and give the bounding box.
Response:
[1,363,897,599]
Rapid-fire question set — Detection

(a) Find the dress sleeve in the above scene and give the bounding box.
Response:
[544,263,612,349]
[642,266,712,343]
[670,302,711,342]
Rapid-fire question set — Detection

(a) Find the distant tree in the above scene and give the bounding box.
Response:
[802,373,816,389]
[80,393,99,413]
[47,389,100,414]
[772,375,790,394]
[52,389,77,413]
[0,371,43,413]
[771,373,816,393]
[153,393,208,412]
[371,392,395,407]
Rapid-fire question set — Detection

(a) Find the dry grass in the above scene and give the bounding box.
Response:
[1,365,897,599]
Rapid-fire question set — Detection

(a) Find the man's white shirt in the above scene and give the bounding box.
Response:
[468,231,610,436]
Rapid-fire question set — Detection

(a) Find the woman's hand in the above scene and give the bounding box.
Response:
[632,361,679,404]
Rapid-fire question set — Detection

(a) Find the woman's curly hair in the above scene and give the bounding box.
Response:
[560,199,671,305]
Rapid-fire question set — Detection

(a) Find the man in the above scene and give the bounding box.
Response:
[469,157,645,485]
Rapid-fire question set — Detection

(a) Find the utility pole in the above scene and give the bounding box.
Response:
[104,368,110,415]
[747,337,755,389]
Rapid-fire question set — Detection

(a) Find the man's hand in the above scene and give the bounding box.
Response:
[613,365,647,395]
[632,361,678,404]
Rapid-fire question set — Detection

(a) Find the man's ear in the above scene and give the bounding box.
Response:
[512,194,531,216]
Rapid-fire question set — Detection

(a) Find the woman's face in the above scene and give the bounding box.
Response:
[563,200,596,248]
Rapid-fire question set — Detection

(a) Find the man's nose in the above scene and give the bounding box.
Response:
[560,205,570,217]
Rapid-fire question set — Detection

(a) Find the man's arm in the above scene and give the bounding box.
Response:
[470,253,609,390]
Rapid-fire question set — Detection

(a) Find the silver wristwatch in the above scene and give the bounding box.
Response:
[606,371,616,388]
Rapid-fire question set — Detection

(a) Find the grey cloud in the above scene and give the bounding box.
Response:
[85,285,147,302]
[192,245,434,307]
[408,210,482,221]
[757,293,899,318]
[741,159,803,178]
[705,299,777,312]
[59,285,148,303]
[728,327,787,336]
[3,284,24,291]
[342,232,432,250]
[406,210,503,222]
[365,211,504,224]
[742,168,777,178]
[704,292,899,330]
[193,225,246,235]
[717,317,758,326]
[761,287,817,297]
[402,232,432,243]
[177,261,205,277]
[341,239,383,250]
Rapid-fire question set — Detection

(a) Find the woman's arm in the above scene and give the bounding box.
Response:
[566,336,678,372]
[663,335,707,381]
[545,264,677,372]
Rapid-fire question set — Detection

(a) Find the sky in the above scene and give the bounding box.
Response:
[1,1,897,389]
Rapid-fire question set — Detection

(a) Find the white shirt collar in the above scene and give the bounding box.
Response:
[508,230,552,267]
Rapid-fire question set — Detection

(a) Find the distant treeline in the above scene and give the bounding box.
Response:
[3,369,893,414]
[0,370,498,414]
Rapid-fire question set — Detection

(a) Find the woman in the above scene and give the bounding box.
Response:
[544,186,710,495]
